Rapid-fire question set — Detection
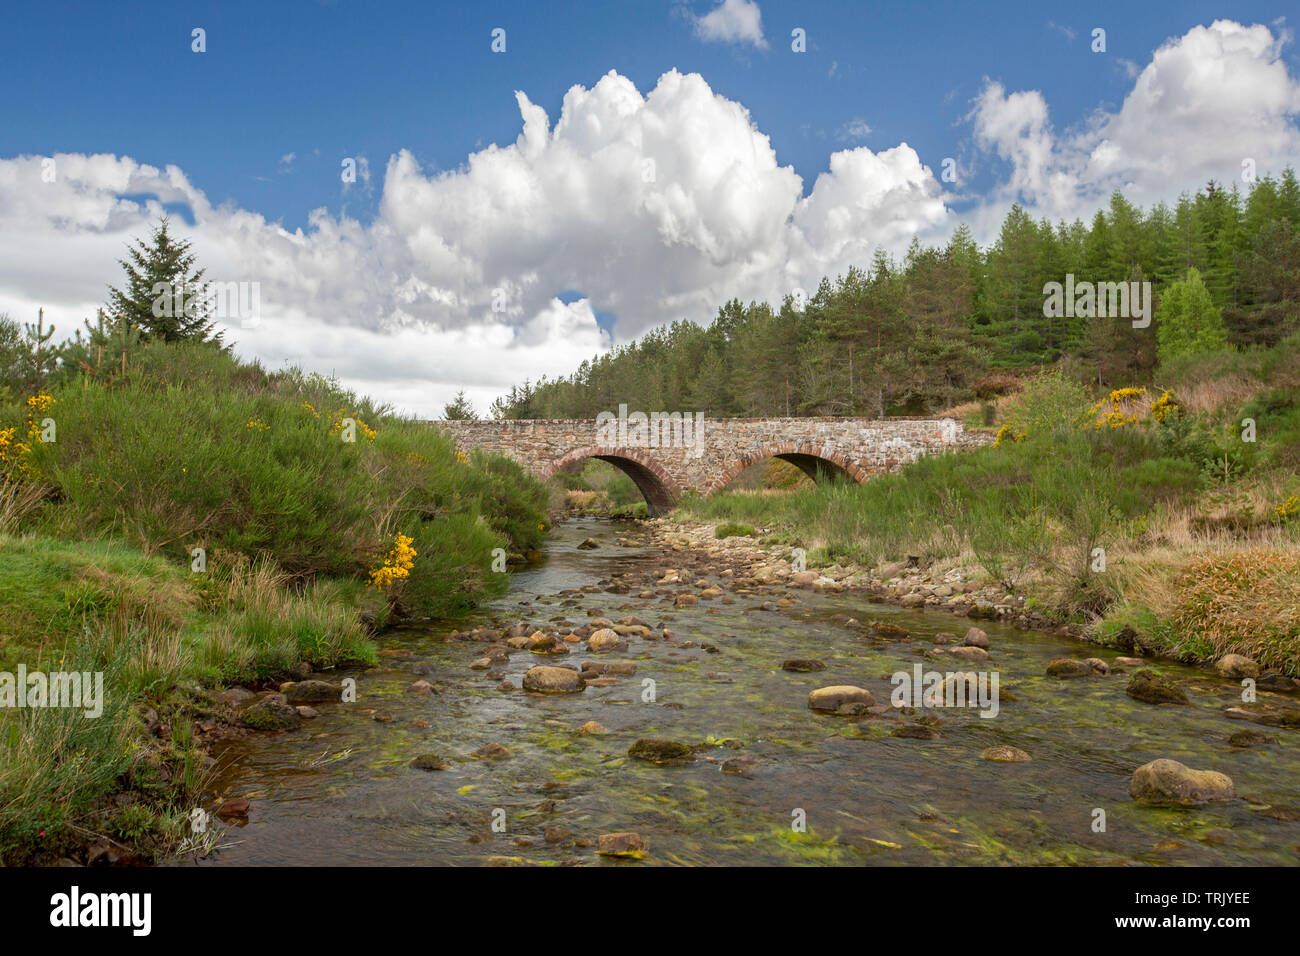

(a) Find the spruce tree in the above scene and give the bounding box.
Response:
[106,216,223,344]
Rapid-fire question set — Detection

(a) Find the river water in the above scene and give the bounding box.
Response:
[197,518,1300,866]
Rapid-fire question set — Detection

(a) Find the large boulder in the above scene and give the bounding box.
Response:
[808,685,875,712]
[963,627,990,649]
[1129,759,1235,806]
[1126,669,1189,705]
[521,665,586,694]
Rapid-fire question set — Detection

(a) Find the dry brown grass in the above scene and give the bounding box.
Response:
[1164,373,1262,416]
[0,479,45,535]
[1169,549,1300,672]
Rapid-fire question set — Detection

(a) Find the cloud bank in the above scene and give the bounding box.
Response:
[0,20,1296,416]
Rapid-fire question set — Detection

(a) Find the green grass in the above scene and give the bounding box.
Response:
[0,533,386,862]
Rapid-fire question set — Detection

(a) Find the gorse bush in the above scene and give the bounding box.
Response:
[4,341,547,618]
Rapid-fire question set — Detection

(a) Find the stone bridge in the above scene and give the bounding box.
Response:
[438,414,990,514]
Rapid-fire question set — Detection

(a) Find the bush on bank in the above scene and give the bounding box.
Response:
[0,341,549,861]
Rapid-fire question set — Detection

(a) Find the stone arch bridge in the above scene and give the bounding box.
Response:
[439,414,991,515]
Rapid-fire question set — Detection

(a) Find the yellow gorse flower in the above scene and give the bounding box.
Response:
[1088,386,1147,430]
[369,533,417,591]
[994,423,1026,446]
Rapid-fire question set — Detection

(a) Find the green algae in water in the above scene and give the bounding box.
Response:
[202,518,1300,867]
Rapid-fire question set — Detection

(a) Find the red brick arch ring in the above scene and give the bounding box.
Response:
[545,447,684,516]
[704,444,870,495]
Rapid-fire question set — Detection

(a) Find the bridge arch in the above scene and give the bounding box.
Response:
[547,446,683,516]
[705,443,871,495]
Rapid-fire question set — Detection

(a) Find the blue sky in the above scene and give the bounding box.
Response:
[2,2,1297,415]
[6,0,1290,230]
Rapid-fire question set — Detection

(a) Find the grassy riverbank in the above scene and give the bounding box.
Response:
[0,341,548,863]
[674,337,1300,674]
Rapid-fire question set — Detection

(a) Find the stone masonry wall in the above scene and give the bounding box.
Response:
[438,416,992,510]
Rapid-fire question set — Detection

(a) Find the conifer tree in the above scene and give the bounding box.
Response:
[106,216,223,344]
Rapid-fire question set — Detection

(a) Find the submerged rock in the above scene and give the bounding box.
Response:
[808,685,875,712]
[628,738,694,764]
[1082,658,1111,675]
[577,721,609,735]
[577,538,599,550]
[1126,669,1189,705]
[279,679,339,704]
[782,659,826,672]
[1228,729,1277,748]
[470,742,511,760]
[410,753,449,771]
[1045,658,1092,679]
[891,724,938,740]
[215,798,250,821]
[980,745,1031,763]
[241,696,302,731]
[597,832,646,858]
[521,665,586,694]
[1129,758,1234,806]
[949,646,988,662]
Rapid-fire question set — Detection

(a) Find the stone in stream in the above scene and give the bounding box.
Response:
[628,738,694,764]
[596,832,646,858]
[1126,669,1190,705]
[470,742,511,760]
[586,628,624,653]
[981,745,1031,763]
[1082,658,1111,675]
[216,797,250,819]
[1215,654,1260,679]
[868,622,909,639]
[410,753,449,771]
[295,705,318,719]
[577,538,599,550]
[963,627,989,649]
[1114,656,1145,667]
[891,724,938,740]
[808,686,875,712]
[241,696,302,731]
[1045,658,1093,679]
[782,659,826,673]
[949,646,988,662]
[521,665,586,694]
[674,593,699,607]
[1228,729,1277,748]
[279,679,340,704]
[1129,759,1234,806]
[408,680,435,695]
[577,721,609,735]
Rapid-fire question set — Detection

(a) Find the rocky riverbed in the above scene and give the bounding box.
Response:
[190,517,1300,867]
